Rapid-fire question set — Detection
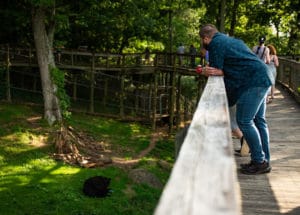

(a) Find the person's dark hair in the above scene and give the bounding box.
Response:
[199,24,218,39]
[259,36,266,44]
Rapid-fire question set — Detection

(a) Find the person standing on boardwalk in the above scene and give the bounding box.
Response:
[252,36,270,64]
[252,36,274,103]
[198,24,272,174]
[177,43,185,65]
[144,47,150,64]
[189,44,197,67]
[266,44,279,103]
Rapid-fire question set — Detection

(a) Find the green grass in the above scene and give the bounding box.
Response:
[0,102,175,215]
[67,114,152,157]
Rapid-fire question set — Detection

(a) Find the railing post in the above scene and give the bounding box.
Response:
[72,74,78,102]
[175,74,182,128]
[71,51,74,66]
[119,71,125,118]
[168,68,176,133]
[152,71,158,130]
[89,53,95,113]
[6,44,11,102]
[102,78,108,109]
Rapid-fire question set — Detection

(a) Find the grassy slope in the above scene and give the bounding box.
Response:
[0,103,174,215]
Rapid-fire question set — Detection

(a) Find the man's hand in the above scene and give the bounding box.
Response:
[202,66,224,76]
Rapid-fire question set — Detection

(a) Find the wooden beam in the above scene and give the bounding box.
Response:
[155,76,240,215]
[152,72,158,130]
[89,53,95,113]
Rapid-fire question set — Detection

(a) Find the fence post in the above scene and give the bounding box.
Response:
[89,53,95,113]
[119,71,125,118]
[168,68,176,133]
[6,44,11,102]
[152,72,158,130]
[175,74,182,128]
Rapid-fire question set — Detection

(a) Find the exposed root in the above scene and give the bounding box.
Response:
[52,125,111,168]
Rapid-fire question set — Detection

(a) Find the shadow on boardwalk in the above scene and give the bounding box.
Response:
[234,85,300,215]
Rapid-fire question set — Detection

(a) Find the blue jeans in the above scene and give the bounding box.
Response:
[236,87,270,163]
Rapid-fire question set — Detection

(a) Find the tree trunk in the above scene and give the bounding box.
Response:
[229,0,239,36]
[219,0,226,33]
[32,7,62,125]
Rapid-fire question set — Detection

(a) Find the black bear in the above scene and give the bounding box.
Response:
[83,176,111,198]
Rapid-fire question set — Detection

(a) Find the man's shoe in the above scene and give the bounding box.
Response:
[240,160,271,175]
[240,160,255,169]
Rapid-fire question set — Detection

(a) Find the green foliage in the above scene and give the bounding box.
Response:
[124,39,165,53]
[50,67,71,119]
[1,0,299,56]
[173,8,205,51]
[0,102,174,214]
[181,76,199,99]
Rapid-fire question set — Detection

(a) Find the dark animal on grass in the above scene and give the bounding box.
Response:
[160,115,177,126]
[83,176,111,198]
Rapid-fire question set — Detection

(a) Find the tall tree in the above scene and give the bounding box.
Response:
[285,0,300,57]
[228,0,240,36]
[31,0,62,125]
[219,0,226,32]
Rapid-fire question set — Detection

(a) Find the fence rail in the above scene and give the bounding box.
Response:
[0,46,205,72]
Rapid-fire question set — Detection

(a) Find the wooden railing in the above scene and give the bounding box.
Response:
[155,76,239,215]
[277,58,300,103]
[0,47,204,73]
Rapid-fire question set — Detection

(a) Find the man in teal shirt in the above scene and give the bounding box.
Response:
[199,24,272,175]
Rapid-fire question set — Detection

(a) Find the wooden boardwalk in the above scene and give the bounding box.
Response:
[234,85,300,215]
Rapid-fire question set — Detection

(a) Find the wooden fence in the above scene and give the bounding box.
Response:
[0,46,206,132]
[155,76,240,215]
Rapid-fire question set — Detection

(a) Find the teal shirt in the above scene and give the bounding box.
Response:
[207,33,272,106]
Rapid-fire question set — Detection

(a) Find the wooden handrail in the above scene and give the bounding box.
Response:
[0,47,203,71]
[155,76,240,215]
[277,57,300,103]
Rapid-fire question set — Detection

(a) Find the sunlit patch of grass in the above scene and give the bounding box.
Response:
[50,166,81,175]
[3,132,31,147]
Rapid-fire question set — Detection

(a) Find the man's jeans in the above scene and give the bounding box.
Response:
[236,87,270,163]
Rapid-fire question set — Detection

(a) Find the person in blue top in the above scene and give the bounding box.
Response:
[199,24,272,175]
